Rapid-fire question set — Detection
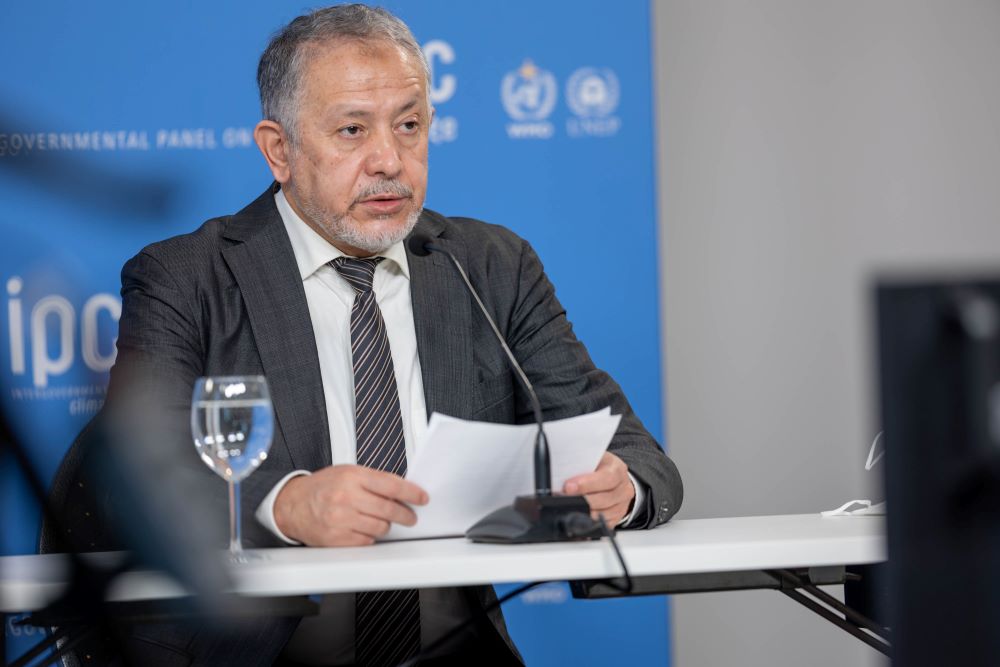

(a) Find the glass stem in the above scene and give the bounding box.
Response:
[229,479,242,555]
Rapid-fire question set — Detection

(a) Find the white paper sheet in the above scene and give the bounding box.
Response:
[382,408,621,540]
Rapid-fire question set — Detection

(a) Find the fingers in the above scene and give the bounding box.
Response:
[354,492,418,527]
[562,453,634,525]
[564,465,619,495]
[307,510,389,546]
[564,470,614,496]
[563,452,626,496]
[360,468,429,506]
[273,464,427,547]
[333,531,377,547]
[582,488,630,515]
[351,512,392,539]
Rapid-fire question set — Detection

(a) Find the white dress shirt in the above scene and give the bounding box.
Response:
[255,190,428,542]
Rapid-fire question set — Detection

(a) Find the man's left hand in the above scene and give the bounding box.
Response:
[563,451,635,526]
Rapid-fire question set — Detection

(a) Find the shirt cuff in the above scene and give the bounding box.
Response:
[255,470,311,545]
[617,471,646,527]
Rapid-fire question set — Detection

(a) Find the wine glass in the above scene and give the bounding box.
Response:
[191,375,274,562]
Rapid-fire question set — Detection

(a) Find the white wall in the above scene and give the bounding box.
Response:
[654,1,1000,665]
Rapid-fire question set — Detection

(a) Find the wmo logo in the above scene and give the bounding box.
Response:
[501,59,558,140]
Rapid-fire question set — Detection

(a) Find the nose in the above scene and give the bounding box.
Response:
[363,127,403,178]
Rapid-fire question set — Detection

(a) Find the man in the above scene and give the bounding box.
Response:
[92,4,682,665]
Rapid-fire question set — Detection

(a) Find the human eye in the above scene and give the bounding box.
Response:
[397,118,420,135]
[338,124,364,138]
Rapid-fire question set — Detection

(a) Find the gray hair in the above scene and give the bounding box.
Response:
[257,4,430,142]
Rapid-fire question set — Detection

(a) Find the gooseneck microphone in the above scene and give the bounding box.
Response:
[407,232,600,543]
[407,231,552,495]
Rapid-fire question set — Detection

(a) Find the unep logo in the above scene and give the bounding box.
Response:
[565,66,622,139]
[566,67,620,118]
[501,60,558,122]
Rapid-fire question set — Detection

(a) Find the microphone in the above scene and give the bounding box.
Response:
[407,232,600,543]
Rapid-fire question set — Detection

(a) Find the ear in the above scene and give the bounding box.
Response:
[254,120,292,183]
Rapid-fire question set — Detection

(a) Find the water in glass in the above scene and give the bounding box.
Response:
[191,376,273,561]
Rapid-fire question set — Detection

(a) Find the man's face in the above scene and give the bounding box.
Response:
[283,40,430,256]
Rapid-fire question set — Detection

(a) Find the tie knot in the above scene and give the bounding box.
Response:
[332,256,384,294]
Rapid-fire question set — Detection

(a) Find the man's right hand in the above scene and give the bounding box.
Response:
[273,465,429,546]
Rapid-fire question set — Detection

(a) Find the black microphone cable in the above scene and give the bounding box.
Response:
[560,514,633,595]
[398,514,633,666]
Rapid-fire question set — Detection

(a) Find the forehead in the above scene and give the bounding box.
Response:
[298,39,426,102]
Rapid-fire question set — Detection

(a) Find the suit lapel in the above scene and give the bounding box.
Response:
[216,195,468,466]
[220,187,331,471]
[406,213,475,420]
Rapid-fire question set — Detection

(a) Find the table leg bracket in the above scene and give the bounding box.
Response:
[570,566,891,657]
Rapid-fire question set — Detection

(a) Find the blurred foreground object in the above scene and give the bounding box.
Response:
[1,366,246,665]
[878,273,1000,666]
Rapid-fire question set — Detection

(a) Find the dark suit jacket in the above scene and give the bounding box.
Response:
[79,184,682,664]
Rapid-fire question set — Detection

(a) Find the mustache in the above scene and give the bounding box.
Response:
[354,180,413,203]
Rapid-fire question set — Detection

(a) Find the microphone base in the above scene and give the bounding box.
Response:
[465,494,603,544]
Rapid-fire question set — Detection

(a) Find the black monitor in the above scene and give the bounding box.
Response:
[878,275,1000,665]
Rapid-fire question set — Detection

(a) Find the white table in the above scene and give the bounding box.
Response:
[2,513,891,662]
[1,514,885,612]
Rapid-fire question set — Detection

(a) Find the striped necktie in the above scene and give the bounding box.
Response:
[332,256,421,666]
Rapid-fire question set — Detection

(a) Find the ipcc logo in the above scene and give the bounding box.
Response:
[501,60,558,122]
[566,67,620,118]
[7,276,120,389]
[423,39,459,144]
[424,39,456,105]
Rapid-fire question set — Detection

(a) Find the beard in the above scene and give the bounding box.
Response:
[293,178,422,255]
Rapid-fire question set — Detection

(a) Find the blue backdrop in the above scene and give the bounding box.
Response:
[0,2,669,663]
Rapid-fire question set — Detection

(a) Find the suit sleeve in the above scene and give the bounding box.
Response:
[504,239,683,527]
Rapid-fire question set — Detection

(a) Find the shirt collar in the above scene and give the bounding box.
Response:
[275,188,410,281]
